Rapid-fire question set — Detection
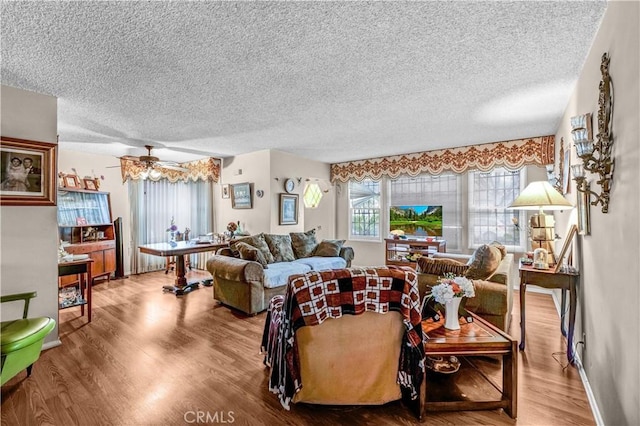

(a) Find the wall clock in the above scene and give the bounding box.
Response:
[284,178,295,193]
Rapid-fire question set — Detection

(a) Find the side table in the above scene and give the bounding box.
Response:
[58,258,94,322]
[519,264,579,363]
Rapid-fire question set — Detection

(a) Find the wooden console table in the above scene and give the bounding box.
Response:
[139,241,227,295]
[519,264,580,363]
[58,258,94,322]
[385,238,446,268]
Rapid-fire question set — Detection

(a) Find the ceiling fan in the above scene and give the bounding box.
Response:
[119,145,188,171]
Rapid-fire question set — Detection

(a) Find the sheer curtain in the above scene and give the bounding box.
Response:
[130,179,214,274]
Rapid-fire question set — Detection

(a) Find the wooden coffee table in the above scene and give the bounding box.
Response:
[422,311,517,418]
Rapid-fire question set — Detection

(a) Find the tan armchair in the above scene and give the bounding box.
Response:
[417,248,515,331]
[262,267,425,417]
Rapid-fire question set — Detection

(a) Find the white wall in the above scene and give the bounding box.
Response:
[218,149,271,234]
[217,149,335,237]
[553,2,639,425]
[57,149,132,275]
[1,85,60,345]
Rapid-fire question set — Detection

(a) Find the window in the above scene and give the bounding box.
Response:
[468,167,526,251]
[348,179,381,240]
[130,179,213,273]
[389,174,462,251]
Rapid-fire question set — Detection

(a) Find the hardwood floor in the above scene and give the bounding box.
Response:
[1,270,595,425]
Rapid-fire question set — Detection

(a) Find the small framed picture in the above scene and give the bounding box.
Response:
[63,174,81,188]
[83,178,97,191]
[279,193,298,225]
[222,184,230,199]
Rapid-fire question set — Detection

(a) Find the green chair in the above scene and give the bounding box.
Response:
[1,292,56,386]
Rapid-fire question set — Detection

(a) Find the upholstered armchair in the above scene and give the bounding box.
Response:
[416,243,515,331]
[262,267,425,417]
[1,292,56,386]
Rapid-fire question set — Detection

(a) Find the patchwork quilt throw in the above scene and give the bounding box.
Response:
[261,266,425,413]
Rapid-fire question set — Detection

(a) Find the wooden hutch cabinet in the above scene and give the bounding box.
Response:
[58,188,116,284]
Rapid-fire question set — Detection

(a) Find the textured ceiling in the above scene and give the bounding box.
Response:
[1,1,607,164]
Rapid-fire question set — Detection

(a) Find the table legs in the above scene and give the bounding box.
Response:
[503,340,518,418]
[519,282,527,351]
[162,254,200,296]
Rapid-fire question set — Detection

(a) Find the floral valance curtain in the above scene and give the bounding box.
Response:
[120,157,221,183]
[330,136,555,182]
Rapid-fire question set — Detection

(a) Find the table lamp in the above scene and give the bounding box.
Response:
[507,181,573,266]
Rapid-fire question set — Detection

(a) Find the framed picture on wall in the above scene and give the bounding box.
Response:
[279,193,298,225]
[231,182,252,209]
[0,137,57,206]
[222,184,230,199]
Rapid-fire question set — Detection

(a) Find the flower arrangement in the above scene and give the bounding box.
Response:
[167,217,178,233]
[431,273,475,305]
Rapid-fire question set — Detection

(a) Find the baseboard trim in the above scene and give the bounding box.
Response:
[43,339,62,350]
[550,292,604,426]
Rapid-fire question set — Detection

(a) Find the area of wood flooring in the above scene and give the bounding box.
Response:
[1,270,595,425]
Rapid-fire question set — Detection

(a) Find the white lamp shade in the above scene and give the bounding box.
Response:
[507,181,573,210]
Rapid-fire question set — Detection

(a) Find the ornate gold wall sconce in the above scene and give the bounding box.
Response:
[571,53,614,213]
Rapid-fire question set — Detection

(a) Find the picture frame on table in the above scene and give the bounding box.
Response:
[62,174,81,189]
[555,224,578,272]
[0,137,57,206]
[83,178,97,191]
[231,182,252,209]
[279,193,298,225]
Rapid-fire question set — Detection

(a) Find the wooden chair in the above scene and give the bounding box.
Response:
[1,292,56,385]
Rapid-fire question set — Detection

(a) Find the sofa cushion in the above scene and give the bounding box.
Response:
[290,229,318,258]
[416,257,469,277]
[231,233,275,264]
[465,244,502,280]
[264,234,296,262]
[489,241,507,259]
[234,241,269,268]
[292,256,347,271]
[313,239,345,257]
[263,262,312,289]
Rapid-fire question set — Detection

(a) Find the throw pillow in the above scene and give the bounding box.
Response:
[489,241,507,259]
[416,257,469,276]
[289,229,318,258]
[313,239,345,257]
[234,241,269,268]
[264,234,296,262]
[230,233,275,264]
[465,244,502,280]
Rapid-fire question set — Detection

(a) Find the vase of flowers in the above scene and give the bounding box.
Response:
[430,273,475,330]
[167,217,178,243]
[227,221,238,239]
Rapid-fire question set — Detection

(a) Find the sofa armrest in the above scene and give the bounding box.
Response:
[487,253,514,285]
[339,246,354,267]
[206,255,264,284]
[465,279,508,316]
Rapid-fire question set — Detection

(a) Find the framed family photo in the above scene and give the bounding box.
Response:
[279,193,298,225]
[231,182,252,209]
[0,137,57,206]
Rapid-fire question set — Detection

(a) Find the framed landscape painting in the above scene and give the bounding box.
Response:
[279,193,298,225]
[0,137,57,206]
[231,182,252,209]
